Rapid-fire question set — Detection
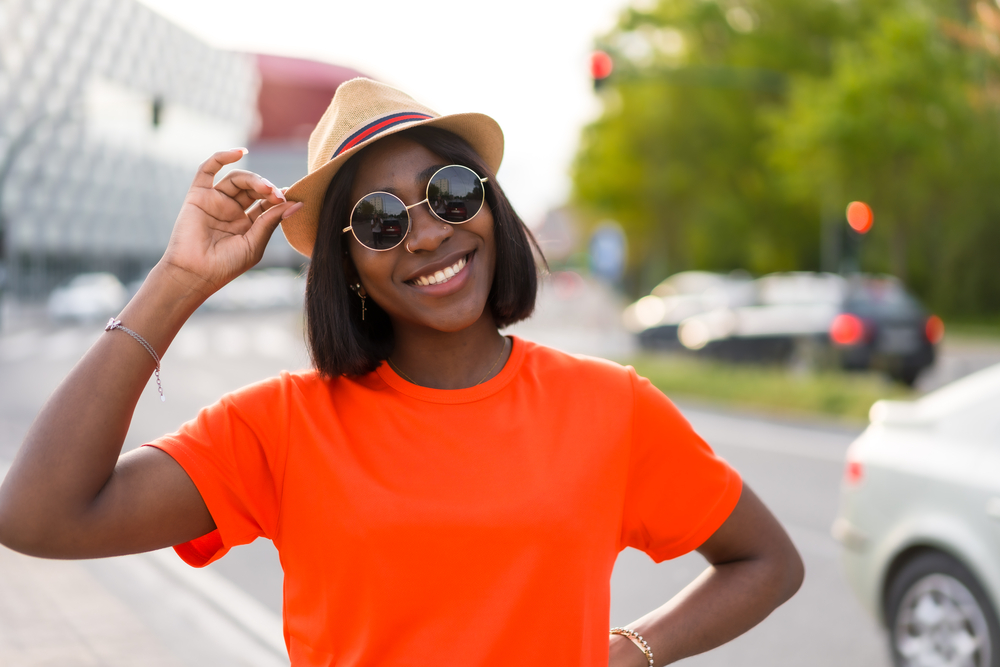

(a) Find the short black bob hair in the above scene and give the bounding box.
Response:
[305,125,544,378]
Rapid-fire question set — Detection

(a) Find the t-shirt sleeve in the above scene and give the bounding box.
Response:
[620,370,742,562]
[144,376,289,567]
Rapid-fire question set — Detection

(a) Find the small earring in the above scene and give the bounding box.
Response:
[352,282,366,320]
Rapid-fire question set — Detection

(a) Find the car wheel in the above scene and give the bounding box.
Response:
[886,551,1000,667]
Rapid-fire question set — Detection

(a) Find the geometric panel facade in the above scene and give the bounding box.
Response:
[0,0,257,295]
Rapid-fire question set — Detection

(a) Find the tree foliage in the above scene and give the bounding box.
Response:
[572,0,1000,316]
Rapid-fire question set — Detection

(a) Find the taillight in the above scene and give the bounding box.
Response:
[830,313,865,345]
[926,315,945,344]
[844,460,864,486]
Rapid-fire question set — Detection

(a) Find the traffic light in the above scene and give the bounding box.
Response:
[590,51,613,90]
[846,201,874,234]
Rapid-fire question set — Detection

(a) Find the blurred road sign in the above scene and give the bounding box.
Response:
[589,222,626,282]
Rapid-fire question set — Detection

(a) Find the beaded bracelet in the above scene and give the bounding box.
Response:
[105,318,165,401]
[610,627,654,666]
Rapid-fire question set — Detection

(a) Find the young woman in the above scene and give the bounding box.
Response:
[0,79,803,667]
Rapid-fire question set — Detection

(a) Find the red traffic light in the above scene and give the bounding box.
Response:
[846,201,874,234]
[590,51,613,81]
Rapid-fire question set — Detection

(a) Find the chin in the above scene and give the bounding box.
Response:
[422,302,492,333]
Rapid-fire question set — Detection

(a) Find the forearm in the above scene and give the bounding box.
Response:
[0,262,205,553]
[610,558,799,666]
[610,486,804,666]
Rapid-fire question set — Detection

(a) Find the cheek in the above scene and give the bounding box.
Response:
[350,245,397,294]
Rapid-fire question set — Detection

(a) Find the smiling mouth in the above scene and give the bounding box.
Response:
[408,253,470,286]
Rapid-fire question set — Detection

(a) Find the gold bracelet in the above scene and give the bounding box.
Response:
[610,627,654,666]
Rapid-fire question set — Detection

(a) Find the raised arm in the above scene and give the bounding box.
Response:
[0,149,302,559]
[609,484,804,666]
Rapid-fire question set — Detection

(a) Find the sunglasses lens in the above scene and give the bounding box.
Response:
[427,166,484,223]
[351,193,409,250]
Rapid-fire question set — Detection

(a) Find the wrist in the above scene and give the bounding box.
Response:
[609,632,653,667]
[147,260,216,307]
[114,263,207,356]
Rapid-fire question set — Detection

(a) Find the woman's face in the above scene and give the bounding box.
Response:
[346,136,496,334]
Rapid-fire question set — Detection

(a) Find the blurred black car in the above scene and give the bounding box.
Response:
[831,276,940,385]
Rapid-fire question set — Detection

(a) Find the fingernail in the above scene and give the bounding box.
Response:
[281,202,304,220]
[235,147,249,156]
[261,178,286,200]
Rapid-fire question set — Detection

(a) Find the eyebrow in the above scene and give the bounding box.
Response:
[377,164,447,196]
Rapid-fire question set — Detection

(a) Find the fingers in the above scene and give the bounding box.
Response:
[217,170,286,210]
[244,201,304,261]
[192,148,248,190]
[245,187,290,223]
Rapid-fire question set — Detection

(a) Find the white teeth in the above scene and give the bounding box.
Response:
[412,255,467,286]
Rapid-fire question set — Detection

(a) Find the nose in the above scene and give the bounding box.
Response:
[405,204,453,253]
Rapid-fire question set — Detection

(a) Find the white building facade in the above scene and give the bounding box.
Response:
[0,0,258,296]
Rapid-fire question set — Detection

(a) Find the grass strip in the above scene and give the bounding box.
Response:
[627,353,914,424]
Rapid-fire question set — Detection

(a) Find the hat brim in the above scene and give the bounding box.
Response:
[280,112,504,258]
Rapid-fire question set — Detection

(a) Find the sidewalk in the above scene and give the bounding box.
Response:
[0,546,182,666]
[0,465,288,667]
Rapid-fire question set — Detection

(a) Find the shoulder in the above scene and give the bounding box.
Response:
[212,368,370,419]
[221,368,326,404]
[516,337,637,395]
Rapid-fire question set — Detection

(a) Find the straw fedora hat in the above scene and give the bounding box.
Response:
[281,78,504,258]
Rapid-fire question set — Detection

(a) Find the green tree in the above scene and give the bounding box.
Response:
[572,0,856,291]
[573,0,1000,316]
[771,5,1000,314]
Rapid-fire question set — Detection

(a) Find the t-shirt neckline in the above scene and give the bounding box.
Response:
[375,335,526,404]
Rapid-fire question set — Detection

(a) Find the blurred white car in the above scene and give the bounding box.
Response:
[834,363,1000,666]
[676,271,845,352]
[47,272,128,322]
[202,268,305,311]
[675,272,939,383]
[623,271,755,348]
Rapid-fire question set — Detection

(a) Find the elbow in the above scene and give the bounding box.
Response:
[777,542,805,604]
[0,501,25,554]
[0,504,32,556]
[0,514,67,558]
[0,489,59,558]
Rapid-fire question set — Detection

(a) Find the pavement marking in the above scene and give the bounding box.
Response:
[1,321,311,364]
[106,553,289,667]
[145,548,287,660]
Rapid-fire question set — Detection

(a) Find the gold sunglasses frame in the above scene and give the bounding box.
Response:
[341,165,489,252]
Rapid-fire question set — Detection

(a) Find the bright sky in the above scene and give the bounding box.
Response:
[137,0,631,225]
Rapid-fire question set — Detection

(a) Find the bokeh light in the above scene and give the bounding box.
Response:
[846,201,874,234]
[590,50,614,81]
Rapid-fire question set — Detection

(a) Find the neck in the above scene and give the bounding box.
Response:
[388,313,509,389]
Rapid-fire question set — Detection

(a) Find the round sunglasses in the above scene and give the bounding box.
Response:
[342,165,489,251]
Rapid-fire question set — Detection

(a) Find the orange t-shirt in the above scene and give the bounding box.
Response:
[147,337,741,667]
